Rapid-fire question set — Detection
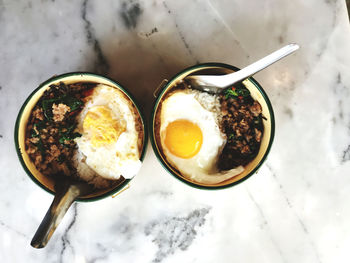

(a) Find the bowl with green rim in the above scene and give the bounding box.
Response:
[15,72,148,201]
[15,72,148,248]
[150,63,275,190]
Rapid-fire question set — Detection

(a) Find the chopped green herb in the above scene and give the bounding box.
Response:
[57,154,65,164]
[42,97,59,120]
[71,132,82,139]
[34,121,46,130]
[224,86,250,99]
[236,136,244,141]
[42,92,83,120]
[253,117,262,128]
[59,130,82,144]
[224,89,238,99]
[63,96,83,111]
[31,129,39,138]
[59,82,68,93]
[236,88,250,97]
[34,140,45,155]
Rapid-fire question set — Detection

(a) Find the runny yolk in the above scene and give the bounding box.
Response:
[164,120,203,159]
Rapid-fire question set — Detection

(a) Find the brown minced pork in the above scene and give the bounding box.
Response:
[218,86,264,170]
[25,82,95,177]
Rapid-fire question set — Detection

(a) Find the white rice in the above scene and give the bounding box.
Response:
[190,89,222,124]
[73,149,114,189]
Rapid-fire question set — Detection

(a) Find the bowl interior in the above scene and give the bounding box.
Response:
[152,64,274,189]
[16,73,147,200]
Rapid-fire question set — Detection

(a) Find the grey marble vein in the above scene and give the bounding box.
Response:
[162,1,199,64]
[205,0,249,57]
[145,208,210,262]
[246,189,287,263]
[59,203,78,263]
[0,219,28,239]
[81,0,110,74]
[342,145,350,163]
[119,0,143,29]
[331,71,350,164]
[266,164,322,263]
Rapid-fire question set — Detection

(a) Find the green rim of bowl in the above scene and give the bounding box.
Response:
[150,62,275,190]
[14,72,148,202]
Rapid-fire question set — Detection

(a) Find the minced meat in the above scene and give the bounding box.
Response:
[218,82,264,170]
[52,103,71,122]
[25,82,95,177]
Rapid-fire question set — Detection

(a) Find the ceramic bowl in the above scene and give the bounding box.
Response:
[150,63,275,189]
[15,72,148,201]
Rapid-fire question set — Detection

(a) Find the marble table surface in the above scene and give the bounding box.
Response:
[1,0,350,262]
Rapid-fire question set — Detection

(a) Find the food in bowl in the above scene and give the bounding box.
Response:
[25,81,144,189]
[154,80,264,185]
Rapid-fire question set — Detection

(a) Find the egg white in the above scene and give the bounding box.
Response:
[159,90,245,184]
[75,84,141,180]
[160,91,224,172]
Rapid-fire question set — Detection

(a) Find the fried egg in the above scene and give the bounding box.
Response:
[75,84,142,180]
[159,90,244,184]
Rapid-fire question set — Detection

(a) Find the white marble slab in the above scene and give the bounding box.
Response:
[0,0,350,262]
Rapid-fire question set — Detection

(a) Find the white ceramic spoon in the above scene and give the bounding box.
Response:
[185,43,299,93]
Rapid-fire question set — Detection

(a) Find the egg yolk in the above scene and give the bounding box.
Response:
[83,106,126,147]
[164,120,203,159]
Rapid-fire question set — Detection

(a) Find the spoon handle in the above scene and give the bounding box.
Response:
[225,43,299,85]
[193,44,299,88]
[30,184,81,248]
